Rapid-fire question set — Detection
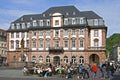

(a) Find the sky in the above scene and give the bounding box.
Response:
[0,0,120,37]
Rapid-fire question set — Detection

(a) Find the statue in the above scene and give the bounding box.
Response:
[21,38,24,49]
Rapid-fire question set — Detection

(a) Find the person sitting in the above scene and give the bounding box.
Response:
[22,66,29,75]
[44,66,52,77]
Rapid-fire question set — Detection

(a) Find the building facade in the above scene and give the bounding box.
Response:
[0,29,7,65]
[110,42,120,62]
[7,6,107,65]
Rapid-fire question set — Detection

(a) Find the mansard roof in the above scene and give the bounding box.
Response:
[12,5,102,23]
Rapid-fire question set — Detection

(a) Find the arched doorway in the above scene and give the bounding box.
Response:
[89,54,99,64]
[53,56,60,65]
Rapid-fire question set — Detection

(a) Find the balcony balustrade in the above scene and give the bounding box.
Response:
[49,47,64,54]
[88,46,105,50]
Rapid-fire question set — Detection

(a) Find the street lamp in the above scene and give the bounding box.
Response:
[70,49,72,65]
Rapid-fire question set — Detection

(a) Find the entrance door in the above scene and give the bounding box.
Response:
[89,54,99,64]
[54,56,60,65]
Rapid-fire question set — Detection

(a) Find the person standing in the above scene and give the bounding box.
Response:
[106,62,111,80]
[78,64,84,79]
[91,62,97,79]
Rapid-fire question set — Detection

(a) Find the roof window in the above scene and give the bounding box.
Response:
[21,18,24,21]
[43,14,45,17]
[30,17,33,20]
[73,12,76,15]
[66,12,69,16]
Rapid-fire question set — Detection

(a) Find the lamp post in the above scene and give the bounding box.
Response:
[21,38,24,62]
[70,49,72,65]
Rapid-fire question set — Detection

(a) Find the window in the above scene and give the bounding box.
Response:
[39,31,43,36]
[72,56,76,64]
[40,20,43,26]
[55,41,59,48]
[21,32,25,38]
[72,18,76,24]
[80,29,84,35]
[55,20,59,25]
[64,19,68,25]
[22,23,25,29]
[73,12,76,15]
[13,56,16,61]
[33,31,36,36]
[94,19,98,26]
[26,40,29,48]
[80,39,84,47]
[32,39,36,48]
[39,56,43,63]
[26,32,29,38]
[66,12,69,16]
[80,18,84,24]
[16,40,19,48]
[46,30,50,36]
[94,30,98,37]
[46,56,50,63]
[33,20,37,26]
[11,41,14,49]
[16,32,19,38]
[47,20,50,26]
[55,30,59,36]
[64,29,68,36]
[64,56,68,63]
[11,33,14,38]
[17,23,20,29]
[64,40,68,47]
[11,24,14,29]
[39,39,43,48]
[72,39,75,48]
[27,23,31,28]
[72,29,75,35]
[79,56,84,64]
[46,39,50,48]
[32,56,36,62]
[94,39,99,47]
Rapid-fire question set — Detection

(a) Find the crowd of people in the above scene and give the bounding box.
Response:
[22,61,120,79]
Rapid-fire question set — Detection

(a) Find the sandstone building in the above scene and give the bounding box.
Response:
[7,6,107,65]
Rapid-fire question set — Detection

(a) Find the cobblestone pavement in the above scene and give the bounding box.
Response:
[0,67,120,80]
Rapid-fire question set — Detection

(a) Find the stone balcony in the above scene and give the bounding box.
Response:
[49,47,64,54]
[88,46,106,50]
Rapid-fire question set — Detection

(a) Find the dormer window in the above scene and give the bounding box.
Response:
[49,14,51,16]
[73,12,76,15]
[52,12,62,27]
[66,12,69,16]
[80,18,84,24]
[55,20,59,26]
[21,18,23,21]
[72,18,76,24]
[40,20,43,26]
[64,18,68,25]
[17,23,20,29]
[27,23,31,28]
[94,19,98,26]
[33,20,37,26]
[22,23,25,29]
[11,24,14,29]
[43,14,45,17]
[47,20,50,26]
[30,17,32,20]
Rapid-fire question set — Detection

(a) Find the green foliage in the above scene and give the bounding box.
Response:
[106,33,120,53]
